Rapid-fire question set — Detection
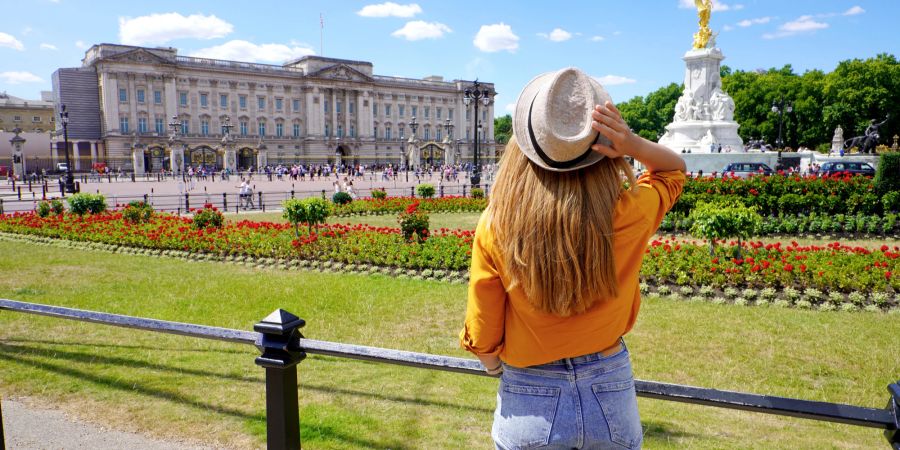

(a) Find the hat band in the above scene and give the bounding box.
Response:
[527,96,598,169]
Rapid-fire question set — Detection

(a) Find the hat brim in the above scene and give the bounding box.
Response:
[513,71,607,172]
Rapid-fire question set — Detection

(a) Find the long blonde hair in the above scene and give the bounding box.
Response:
[489,136,636,316]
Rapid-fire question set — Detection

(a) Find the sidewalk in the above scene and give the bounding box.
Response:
[2,398,217,450]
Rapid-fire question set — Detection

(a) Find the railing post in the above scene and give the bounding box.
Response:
[887,380,900,449]
[184,193,190,211]
[254,309,306,450]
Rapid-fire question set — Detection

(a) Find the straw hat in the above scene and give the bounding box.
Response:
[513,67,613,172]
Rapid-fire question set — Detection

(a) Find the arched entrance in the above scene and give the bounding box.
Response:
[145,146,168,172]
[238,148,256,170]
[419,142,445,167]
[334,145,348,168]
[188,146,219,169]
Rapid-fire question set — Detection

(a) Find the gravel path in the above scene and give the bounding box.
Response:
[2,398,216,450]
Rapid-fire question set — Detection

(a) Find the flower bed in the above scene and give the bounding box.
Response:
[1,210,898,310]
[331,196,487,216]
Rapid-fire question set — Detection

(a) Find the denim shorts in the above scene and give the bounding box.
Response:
[491,341,642,449]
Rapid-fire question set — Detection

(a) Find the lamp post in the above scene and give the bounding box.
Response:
[463,80,493,186]
[407,116,418,182]
[59,105,75,193]
[772,97,792,166]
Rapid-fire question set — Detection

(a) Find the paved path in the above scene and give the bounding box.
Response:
[2,398,217,450]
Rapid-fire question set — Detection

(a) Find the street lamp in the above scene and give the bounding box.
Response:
[772,97,792,166]
[59,104,76,193]
[463,80,493,186]
[407,116,418,182]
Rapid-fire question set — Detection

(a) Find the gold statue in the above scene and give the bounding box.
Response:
[693,0,712,49]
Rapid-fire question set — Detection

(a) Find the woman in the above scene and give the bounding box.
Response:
[460,67,685,449]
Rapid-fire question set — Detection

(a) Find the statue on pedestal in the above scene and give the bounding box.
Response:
[693,0,713,49]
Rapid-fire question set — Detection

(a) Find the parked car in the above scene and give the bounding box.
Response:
[55,162,69,174]
[722,162,774,178]
[819,161,875,177]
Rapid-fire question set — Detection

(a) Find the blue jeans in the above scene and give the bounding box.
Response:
[492,341,642,449]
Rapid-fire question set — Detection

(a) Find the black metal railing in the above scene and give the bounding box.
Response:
[0,298,896,449]
[0,183,491,215]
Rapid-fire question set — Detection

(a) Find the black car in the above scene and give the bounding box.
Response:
[819,161,875,177]
[722,162,774,178]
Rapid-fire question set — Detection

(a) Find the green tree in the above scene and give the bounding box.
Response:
[494,114,512,144]
[616,83,681,141]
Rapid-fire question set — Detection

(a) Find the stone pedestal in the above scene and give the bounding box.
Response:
[132,148,145,175]
[170,146,185,174]
[224,148,237,173]
[10,132,25,178]
[443,141,455,166]
[659,47,744,153]
[831,126,844,153]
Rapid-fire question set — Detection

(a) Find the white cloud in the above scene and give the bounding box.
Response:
[0,32,24,51]
[737,16,772,27]
[505,103,515,113]
[40,43,58,50]
[74,40,87,49]
[22,26,33,36]
[0,71,44,84]
[189,40,315,63]
[473,23,519,53]
[118,13,233,46]
[594,75,636,86]
[590,35,605,42]
[762,15,828,39]
[391,21,451,40]
[678,0,740,12]
[843,6,865,16]
[357,2,422,18]
[723,25,734,31]
[538,28,573,42]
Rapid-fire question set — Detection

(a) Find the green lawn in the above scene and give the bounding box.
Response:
[0,240,896,449]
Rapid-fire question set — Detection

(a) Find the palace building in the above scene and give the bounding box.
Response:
[52,43,496,174]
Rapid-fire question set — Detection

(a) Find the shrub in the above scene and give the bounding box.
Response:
[122,201,154,224]
[471,187,485,199]
[67,193,107,215]
[874,152,900,196]
[283,197,331,235]
[416,183,435,199]
[689,200,762,257]
[191,204,224,230]
[332,191,353,205]
[36,201,52,218]
[398,201,429,243]
[371,188,387,200]
[50,199,65,215]
[882,191,900,213]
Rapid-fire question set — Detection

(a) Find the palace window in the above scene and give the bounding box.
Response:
[32,116,41,122]
[155,118,164,134]
[385,104,392,116]
[276,122,284,137]
[336,100,342,113]
[120,117,129,133]
[385,126,391,140]
[436,107,442,119]
[372,103,376,116]
[449,108,454,120]
[200,93,208,107]
[240,121,248,136]
[258,96,266,110]
[350,125,355,137]
[154,91,162,104]
[181,120,189,134]
[399,105,405,117]
[293,123,300,137]
[239,95,247,109]
[412,106,417,117]
[337,125,344,138]
[138,117,148,133]
[436,128,442,141]
[424,127,430,140]
[179,92,188,106]
[425,107,430,118]
[276,98,283,111]
[201,120,209,136]
[292,99,300,112]
[325,124,331,137]
[349,101,355,114]
[137,89,145,103]
[399,126,405,139]
[220,94,228,108]
[119,88,127,102]
[258,121,266,136]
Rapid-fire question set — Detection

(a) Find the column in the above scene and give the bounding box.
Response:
[331,89,337,140]
[91,141,98,166]
[73,142,82,170]
[343,89,349,141]
[100,73,119,134]
[164,75,177,127]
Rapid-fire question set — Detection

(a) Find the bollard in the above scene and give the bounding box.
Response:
[290,190,294,199]
[321,189,326,200]
[254,309,306,450]
[75,182,80,193]
[463,184,467,197]
[144,194,149,204]
[42,184,47,200]
[410,186,415,197]
[259,192,265,212]
[0,198,4,215]
[17,187,22,200]
[131,173,136,182]
[439,185,444,198]
[184,193,190,211]
[223,193,228,211]
[886,380,899,448]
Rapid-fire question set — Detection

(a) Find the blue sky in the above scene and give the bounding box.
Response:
[1,1,897,116]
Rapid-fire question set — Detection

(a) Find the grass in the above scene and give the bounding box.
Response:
[1,240,897,449]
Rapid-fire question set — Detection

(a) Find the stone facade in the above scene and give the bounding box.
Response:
[0,92,55,133]
[54,44,496,174]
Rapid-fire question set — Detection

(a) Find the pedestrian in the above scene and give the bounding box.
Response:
[460,67,686,449]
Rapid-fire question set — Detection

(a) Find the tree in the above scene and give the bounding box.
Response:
[616,83,681,141]
[494,114,512,144]
[689,201,762,258]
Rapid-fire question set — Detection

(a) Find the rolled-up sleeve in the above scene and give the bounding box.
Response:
[459,212,507,356]
[634,170,686,228]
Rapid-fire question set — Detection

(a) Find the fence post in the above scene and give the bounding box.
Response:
[0,198,3,215]
[463,184,467,197]
[886,380,899,448]
[410,186,415,197]
[223,193,228,211]
[439,185,444,198]
[290,190,295,199]
[184,193,190,211]
[254,309,306,450]
[17,187,21,200]
[42,184,47,200]
[259,192,265,212]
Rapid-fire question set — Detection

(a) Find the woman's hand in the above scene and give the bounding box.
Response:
[590,101,637,158]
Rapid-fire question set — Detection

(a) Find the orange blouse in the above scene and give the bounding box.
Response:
[459,170,686,367]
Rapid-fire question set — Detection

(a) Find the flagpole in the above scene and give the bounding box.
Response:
[320,13,324,56]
